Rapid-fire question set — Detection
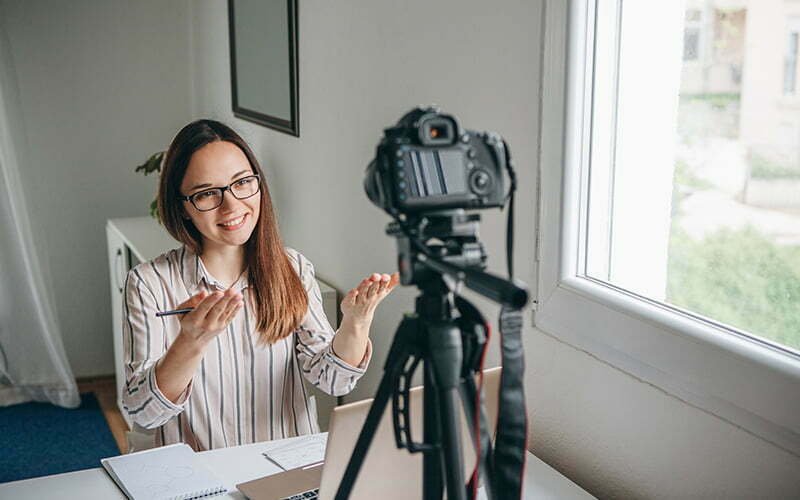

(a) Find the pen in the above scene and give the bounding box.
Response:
[155,308,194,317]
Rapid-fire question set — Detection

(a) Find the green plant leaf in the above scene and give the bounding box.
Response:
[150,199,160,222]
[135,151,165,176]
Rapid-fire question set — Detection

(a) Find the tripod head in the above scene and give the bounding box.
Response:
[387,209,529,310]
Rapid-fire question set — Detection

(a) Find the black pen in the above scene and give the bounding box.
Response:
[155,307,194,317]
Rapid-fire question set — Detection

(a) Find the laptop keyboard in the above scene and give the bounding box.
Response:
[282,488,319,500]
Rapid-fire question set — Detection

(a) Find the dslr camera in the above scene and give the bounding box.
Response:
[365,107,508,215]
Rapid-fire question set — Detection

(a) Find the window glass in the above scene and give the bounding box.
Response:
[584,0,800,354]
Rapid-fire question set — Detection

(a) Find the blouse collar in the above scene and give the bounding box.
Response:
[180,245,250,294]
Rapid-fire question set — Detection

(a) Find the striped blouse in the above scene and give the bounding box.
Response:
[121,245,371,451]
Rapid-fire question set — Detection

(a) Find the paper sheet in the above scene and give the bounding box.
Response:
[262,434,327,471]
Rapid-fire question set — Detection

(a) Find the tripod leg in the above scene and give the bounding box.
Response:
[423,364,443,500]
[428,322,467,500]
[334,316,418,500]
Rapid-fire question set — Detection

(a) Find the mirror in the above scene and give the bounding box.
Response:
[228,0,299,136]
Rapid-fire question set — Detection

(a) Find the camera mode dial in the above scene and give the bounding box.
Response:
[469,169,493,196]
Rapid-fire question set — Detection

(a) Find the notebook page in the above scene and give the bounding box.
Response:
[262,434,327,470]
[102,443,227,500]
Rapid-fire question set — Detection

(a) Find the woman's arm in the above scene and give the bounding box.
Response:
[332,272,399,366]
[155,288,244,403]
[331,316,369,366]
[291,249,398,396]
[153,331,207,403]
[121,268,192,428]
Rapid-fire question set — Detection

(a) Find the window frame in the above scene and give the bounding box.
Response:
[535,0,800,456]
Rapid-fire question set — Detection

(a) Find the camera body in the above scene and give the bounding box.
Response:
[365,107,507,215]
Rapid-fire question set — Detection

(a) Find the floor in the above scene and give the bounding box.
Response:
[76,376,128,454]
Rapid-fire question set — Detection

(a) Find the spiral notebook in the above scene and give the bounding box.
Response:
[101,443,227,500]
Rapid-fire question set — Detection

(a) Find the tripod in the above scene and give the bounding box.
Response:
[334,213,528,500]
[335,276,466,500]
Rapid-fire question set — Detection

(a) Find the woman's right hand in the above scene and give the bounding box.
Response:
[177,288,244,346]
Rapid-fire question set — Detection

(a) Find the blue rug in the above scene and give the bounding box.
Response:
[0,392,120,483]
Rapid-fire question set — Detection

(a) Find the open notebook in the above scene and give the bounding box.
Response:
[101,443,227,500]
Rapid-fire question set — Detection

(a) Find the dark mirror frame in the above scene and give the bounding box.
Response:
[228,0,299,137]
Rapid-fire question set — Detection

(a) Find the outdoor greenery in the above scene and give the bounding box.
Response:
[680,92,740,108]
[748,152,800,180]
[673,160,713,190]
[666,225,800,351]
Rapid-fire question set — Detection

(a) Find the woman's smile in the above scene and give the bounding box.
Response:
[217,213,248,231]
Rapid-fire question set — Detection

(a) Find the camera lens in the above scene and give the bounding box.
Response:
[364,160,384,209]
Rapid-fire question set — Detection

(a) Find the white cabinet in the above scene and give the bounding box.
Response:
[106,216,339,432]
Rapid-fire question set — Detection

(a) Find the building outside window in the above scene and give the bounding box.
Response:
[785,18,799,94]
[585,0,800,354]
[683,9,703,61]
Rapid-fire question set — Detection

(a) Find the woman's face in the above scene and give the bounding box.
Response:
[180,140,261,252]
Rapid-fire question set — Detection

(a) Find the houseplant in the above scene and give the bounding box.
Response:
[134,151,165,219]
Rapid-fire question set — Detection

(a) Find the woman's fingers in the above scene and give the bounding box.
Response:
[356,278,372,304]
[176,290,208,310]
[365,274,387,299]
[353,272,400,305]
[366,279,381,299]
[187,289,239,324]
[384,272,400,294]
[376,273,392,293]
[221,293,244,323]
[207,289,241,323]
[192,291,225,318]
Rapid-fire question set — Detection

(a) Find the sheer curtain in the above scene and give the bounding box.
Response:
[0,23,79,408]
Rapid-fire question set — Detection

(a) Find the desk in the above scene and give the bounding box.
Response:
[0,434,594,499]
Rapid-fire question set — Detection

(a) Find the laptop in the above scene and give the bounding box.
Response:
[237,366,502,500]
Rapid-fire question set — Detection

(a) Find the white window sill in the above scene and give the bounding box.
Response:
[535,276,800,456]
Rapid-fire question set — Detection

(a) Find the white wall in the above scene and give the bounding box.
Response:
[0,0,193,377]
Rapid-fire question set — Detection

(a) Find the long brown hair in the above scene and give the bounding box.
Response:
[158,119,308,344]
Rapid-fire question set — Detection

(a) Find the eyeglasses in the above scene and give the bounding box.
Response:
[181,174,261,211]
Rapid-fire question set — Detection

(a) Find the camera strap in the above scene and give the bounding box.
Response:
[464,140,528,500]
[459,301,527,500]
[494,139,527,499]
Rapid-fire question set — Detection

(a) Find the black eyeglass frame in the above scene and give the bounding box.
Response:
[180,174,261,212]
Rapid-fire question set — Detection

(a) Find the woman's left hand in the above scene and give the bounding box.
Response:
[340,272,400,326]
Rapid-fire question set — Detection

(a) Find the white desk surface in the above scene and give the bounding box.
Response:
[0,434,593,499]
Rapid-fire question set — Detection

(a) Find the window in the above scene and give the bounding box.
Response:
[586,1,800,355]
[537,0,800,457]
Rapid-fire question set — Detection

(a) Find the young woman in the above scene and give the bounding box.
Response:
[121,119,398,450]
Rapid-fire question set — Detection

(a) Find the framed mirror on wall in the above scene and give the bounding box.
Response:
[228,0,299,136]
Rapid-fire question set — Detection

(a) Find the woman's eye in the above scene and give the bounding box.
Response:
[235,178,252,187]
[196,190,216,200]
